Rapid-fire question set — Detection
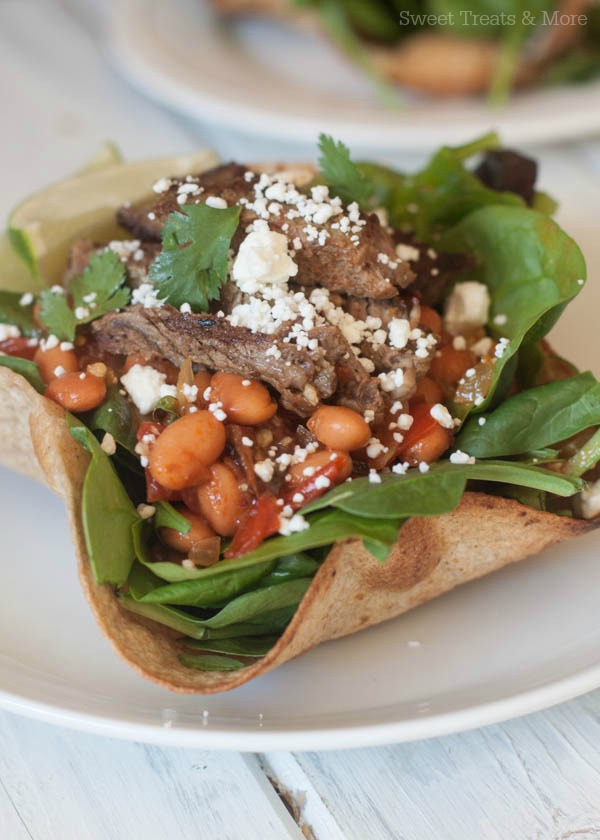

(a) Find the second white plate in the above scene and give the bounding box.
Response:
[110,0,600,152]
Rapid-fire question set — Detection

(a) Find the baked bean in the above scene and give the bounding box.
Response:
[307,405,371,451]
[413,376,444,405]
[34,344,79,384]
[45,371,106,412]
[419,306,443,335]
[210,372,276,425]
[149,411,226,490]
[429,345,477,387]
[287,449,352,485]
[192,463,244,536]
[160,507,215,554]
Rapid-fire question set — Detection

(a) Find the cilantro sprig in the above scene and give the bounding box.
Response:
[38,250,129,341]
[149,203,241,311]
[317,133,373,209]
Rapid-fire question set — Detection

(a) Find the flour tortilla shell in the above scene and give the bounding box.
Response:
[0,367,595,693]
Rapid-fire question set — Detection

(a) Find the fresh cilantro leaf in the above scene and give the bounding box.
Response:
[38,289,76,341]
[149,203,241,310]
[70,250,129,323]
[38,250,129,341]
[317,134,372,208]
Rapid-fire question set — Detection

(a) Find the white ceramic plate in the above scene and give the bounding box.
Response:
[1,181,599,752]
[109,0,600,152]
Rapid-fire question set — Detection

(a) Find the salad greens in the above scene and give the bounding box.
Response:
[149,202,241,310]
[4,133,599,674]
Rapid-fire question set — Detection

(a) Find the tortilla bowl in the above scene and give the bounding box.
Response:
[1,365,595,694]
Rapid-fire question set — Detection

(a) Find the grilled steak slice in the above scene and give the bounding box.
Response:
[91,305,337,416]
[310,325,385,421]
[117,163,414,298]
[394,235,473,307]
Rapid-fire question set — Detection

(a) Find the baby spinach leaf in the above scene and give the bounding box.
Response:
[304,460,582,520]
[153,501,191,533]
[178,653,246,671]
[357,133,522,239]
[68,420,140,585]
[442,205,586,413]
[318,134,372,207]
[183,635,279,657]
[137,561,275,607]
[124,566,294,637]
[303,469,466,519]
[170,578,311,629]
[257,553,320,587]
[239,511,403,566]
[150,203,241,310]
[86,385,137,453]
[0,355,44,393]
[457,372,600,458]
[0,290,37,335]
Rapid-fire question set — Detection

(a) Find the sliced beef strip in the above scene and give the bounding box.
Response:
[91,305,337,416]
[309,324,385,422]
[117,163,415,298]
[394,233,473,307]
[64,239,161,289]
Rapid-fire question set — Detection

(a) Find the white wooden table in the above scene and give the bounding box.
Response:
[2,1,600,837]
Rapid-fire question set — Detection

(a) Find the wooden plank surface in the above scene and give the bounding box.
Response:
[0,712,302,840]
[285,691,600,840]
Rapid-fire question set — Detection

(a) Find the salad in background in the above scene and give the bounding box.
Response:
[211,0,600,101]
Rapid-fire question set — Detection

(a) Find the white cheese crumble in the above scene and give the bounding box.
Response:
[430,403,454,429]
[278,512,309,536]
[181,383,198,403]
[494,337,510,359]
[121,365,177,415]
[19,292,34,307]
[205,196,228,209]
[232,220,298,297]
[387,318,411,350]
[580,479,600,519]
[136,503,156,520]
[493,313,508,326]
[444,282,490,336]
[314,475,331,490]
[449,450,476,465]
[418,462,430,473]
[368,469,382,484]
[254,459,275,483]
[131,282,164,309]
[396,243,420,262]
[478,417,487,426]
[0,324,21,341]
[101,433,117,456]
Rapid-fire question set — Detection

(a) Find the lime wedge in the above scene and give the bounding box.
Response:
[76,142,123,176]
[5,149,219,290]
